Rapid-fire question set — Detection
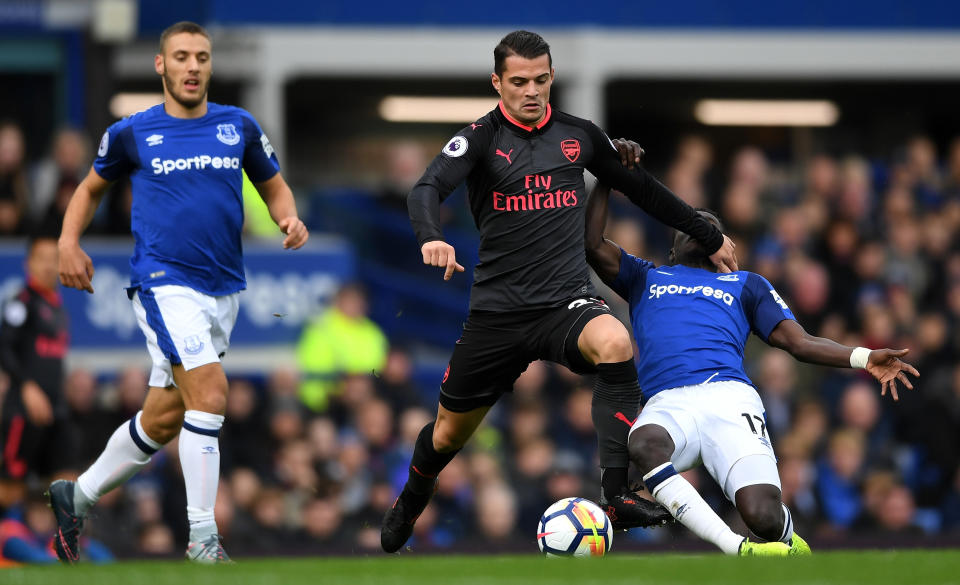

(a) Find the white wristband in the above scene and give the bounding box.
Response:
[849,347,870,369]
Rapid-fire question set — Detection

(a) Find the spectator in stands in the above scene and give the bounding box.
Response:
[374,347,426,411]
[553,385,597,472]
[0,121,28,235]
[836,156,875,230]
[221,378,271,474]
[0,235,70,506]
[299,496,344,547]
[799,154,839,233]
[754,349,797,441]
[29,128,88,232]
[297,283,388,412]
[473,482,520,546]
[62,368,117,468]
[816,429,867,530]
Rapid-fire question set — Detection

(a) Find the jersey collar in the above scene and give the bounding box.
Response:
[497,101,552,133]
[27,276,61,307]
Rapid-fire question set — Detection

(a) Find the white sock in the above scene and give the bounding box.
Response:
[75,411,163,516]
[180,409,225,543]
[644,463,745,555]
[779,503,794,544]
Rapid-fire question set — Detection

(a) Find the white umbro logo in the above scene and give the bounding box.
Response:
[717,274,739,281]
[145,134,164,146]
[655,270,674,275]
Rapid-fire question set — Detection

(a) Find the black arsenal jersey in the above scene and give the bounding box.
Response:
[409,103,723,312]
[0,279,69,418]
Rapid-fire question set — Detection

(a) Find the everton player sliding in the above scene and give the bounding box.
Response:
[382,30,738,552]
[48,21,308,564]
[584,177,919,556]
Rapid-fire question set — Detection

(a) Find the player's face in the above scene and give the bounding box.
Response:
[156,32,212,112]
[671,212,723,267]
[26,239,59,290]
[492,54,554,126]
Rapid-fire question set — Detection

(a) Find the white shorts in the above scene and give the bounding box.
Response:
[131,285,240,388]
[630,380,781,502]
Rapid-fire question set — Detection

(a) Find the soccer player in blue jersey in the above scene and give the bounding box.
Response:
[584,176,918,556]
[47,21,308,564]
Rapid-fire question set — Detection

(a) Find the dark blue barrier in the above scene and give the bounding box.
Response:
[0,237,355,348]
[307,189,478,347]
[135,0,960,30]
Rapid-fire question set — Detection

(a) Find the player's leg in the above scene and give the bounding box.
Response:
[381,404,491,553]
[629,394,748,555]
[172,361,229,560]
[74,385,183,512]
[168,288,239,563]
[727,457,811,555]
[47,287,190,563]
[382,312,522,552]
[630,388,788,556]
[48,384,183,563]
[699,381,797,555]
[560,304,670,528]
[577,313,636,499]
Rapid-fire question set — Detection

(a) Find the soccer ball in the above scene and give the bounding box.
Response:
[537,497,612,558]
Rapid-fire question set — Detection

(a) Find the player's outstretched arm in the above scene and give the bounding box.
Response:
[585,132,737,273]
[58,168,110,293]
[584,182,621,285]
[255,173,308,249]
[767,319,919,400]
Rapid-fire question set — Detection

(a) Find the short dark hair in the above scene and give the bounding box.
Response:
[494,30,552,77]
[159,21,210,54]
[671,209,725,268]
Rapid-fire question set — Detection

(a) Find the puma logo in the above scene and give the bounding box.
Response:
[495,148,514,165]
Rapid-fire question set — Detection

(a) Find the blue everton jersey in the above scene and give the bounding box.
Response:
[93,102,279,295]
[610,251,796,400]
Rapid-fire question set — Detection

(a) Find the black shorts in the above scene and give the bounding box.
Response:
[0,413,72,480]
[439,296,611,412]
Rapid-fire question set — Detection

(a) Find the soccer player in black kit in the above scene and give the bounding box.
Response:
[0,235,70,507]
[381,30,739,552]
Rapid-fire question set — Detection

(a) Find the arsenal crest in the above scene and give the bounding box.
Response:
[561,139,580,163]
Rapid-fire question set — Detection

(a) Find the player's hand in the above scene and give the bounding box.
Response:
[278,216,309,250]
[58,240,95,293]
[709,235,738,273]
[866,348,920,401]
[421,240,464,281]
[21,380,53,426]
[611,138,645,169]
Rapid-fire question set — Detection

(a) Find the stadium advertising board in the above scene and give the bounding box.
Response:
[0,239,355,348]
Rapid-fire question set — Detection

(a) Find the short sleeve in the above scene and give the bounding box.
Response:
[743,272,796,341]
[241,111,280,183]
[610,249,654,303]
[92,122,136,181]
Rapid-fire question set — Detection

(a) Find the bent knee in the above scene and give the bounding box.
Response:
[739,495,784,540]
[141,410,184,445]
[431,425,468,453]
[594,333,634,363]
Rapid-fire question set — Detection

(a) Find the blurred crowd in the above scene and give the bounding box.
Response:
[0,121,132,238]
[1,119,959,558]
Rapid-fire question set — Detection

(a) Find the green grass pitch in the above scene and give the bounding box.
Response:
[4,550,959,585]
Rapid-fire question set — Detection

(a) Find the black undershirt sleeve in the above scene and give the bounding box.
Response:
[407,182,445,246]
[584,126,724,255]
